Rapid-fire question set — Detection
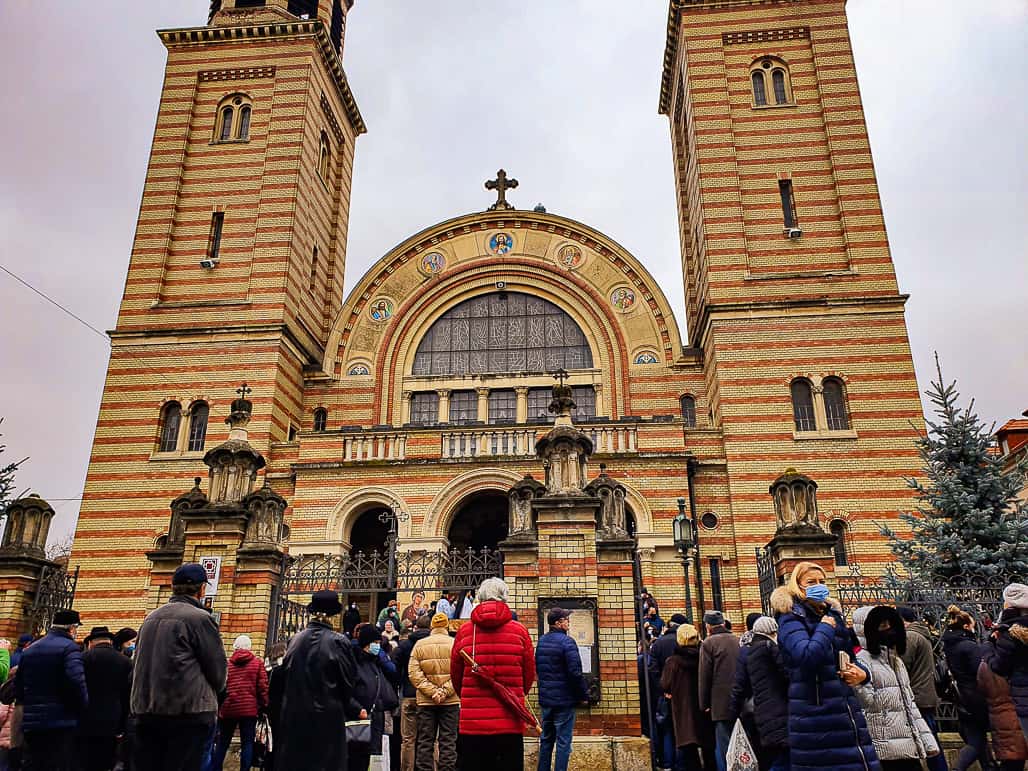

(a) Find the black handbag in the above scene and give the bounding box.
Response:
[345,668,381,746]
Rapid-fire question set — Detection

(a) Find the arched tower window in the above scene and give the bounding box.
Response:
[680,395,697,428]
[412,292,593,376]
[313,408,328,432]
[830,519,849,566]
[751,71,767,107]
[158,402,182,453]
[215,94,253,142]
[318,131,330,179]
[823,377,850,431]
[187,402,209,452]
[791,379,816,432]
[750,58,793,108]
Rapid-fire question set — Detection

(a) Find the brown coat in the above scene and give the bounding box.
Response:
[409,627,459,707]
[660,646,712,749]
[978,657,1028,761]
[698,627,740,721]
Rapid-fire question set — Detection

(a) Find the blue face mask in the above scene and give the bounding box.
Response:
[805,584,830,602]
[369,642,381,656]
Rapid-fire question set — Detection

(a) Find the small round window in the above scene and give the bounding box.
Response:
[700,512,719,530]
[233,97,243,106]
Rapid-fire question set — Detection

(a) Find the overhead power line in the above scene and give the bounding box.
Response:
[0,263,111,345]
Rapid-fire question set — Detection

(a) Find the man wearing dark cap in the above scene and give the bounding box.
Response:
[276,589,358,770]
[78,626,133,771]
[14,608,88,770]
[699,610,739,771]
[535,608,589,771]
[130,562,227,770]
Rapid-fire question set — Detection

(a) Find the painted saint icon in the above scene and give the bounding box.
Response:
[421,252,445,275]
[489,232,513,255]
[348,364,370,376]
[369,298,393,322]
[557,244,583,269]
[611,287,636,311]
[635,352,659,364]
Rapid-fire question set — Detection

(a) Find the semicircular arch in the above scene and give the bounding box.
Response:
[325,487,413,546]
[426,467,523,541]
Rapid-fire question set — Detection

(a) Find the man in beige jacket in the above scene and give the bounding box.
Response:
[409,612,459,771]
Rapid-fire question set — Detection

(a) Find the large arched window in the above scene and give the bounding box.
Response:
[187,402,209,452]
[158,402,182,453]
[823,377,850,431]
[680,395,697,428]
[791,379,816,432]
[412,292,593,376]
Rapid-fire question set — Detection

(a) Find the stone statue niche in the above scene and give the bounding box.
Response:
[585,464,629,540]
[507,474,545,540]
[203,383,266,504]
[241,483,288,550]
[537,429,593,495]
[163,477,209,551]
[770,469,821,533]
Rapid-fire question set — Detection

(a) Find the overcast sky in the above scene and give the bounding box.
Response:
[0,1,1025,543]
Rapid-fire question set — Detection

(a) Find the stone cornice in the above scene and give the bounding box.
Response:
[157,19,366,136]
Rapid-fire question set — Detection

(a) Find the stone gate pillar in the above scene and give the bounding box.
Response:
[0,494,58,637]
[764,469,838,585]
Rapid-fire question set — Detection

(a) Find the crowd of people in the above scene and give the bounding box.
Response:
[11,559,1028,771]
[640,561,1028,771]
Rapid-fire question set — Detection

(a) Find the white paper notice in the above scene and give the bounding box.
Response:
[578,645,592,674]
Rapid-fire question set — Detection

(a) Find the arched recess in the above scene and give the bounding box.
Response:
[618,479,655,536]
[325,486,413,545]
[426,468,523,541]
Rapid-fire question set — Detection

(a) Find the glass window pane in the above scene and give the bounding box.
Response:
[412,291,593,376]
[488,390,516,423]
[831,520,849,566]
[791,380,816,431]
[238,105,251,139]
[313,408,327,432]
[449,390,477,425]
[823,379,850,430]
[187,403,209,452]
[220,107,233,140]
[571,386,596,420]
[772,70,788,104]
[159,403,181,452]
[410,392,438,425]
[681,395,696,428]
[527,388,554,423]
[752,71,767,106]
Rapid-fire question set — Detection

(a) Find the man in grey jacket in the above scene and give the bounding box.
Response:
[898,606,948,771]
[130,563,227,770]
[699,610,739,771]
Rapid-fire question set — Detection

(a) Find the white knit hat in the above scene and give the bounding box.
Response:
[476,577,510,604]
[753,616,778,636]
[1004,583,1028,610]
[233,634,252,651]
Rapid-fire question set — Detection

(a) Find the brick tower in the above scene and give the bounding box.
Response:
[659,1,925,587]
[70,0,364,625]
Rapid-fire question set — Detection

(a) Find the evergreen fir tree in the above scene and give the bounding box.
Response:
[0,417,26,525]
[880,358,1028,578]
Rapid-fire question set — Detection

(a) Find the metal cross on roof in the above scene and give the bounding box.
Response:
[485,169,518,210]
[236,383,252,398]
[551,368,570,388]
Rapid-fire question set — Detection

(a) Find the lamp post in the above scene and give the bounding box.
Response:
[673,499,693,623]
[675,490,706,630]
[379,502,410,590]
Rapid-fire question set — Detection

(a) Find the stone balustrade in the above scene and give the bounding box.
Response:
[342,432,407,461]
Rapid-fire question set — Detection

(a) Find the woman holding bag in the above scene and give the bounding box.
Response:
[348,625,400,771]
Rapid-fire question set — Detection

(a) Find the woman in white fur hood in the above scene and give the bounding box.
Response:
[851,605,940,771]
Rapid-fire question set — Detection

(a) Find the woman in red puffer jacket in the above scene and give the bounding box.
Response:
[450,577,535,771]
[212,635,268,771]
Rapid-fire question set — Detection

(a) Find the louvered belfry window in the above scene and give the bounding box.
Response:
[412,292,592,376]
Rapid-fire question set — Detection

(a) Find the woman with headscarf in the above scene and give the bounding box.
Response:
[348,625,400,771]
[728,616,789,771]
[772,561,880,771]
[851,605,939,771]
[659,623,714,771]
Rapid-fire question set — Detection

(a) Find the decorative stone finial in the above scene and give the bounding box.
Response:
[241,482,288,550]
[226,382,254,440]
[548,369,576,427]
[770,469,820,533]
[204,386,266,504]
[0,493,55,558]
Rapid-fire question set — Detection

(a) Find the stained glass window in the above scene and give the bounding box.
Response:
[410,392,438,425]
[680,395,697,428]
[488,390,517,423]
[752,71,767,106]
[772,69,788,105]
[449,390,477,425]
[313,408,328,432]
[412,292,592,376]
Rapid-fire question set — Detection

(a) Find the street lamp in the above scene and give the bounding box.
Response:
[379,502,410,589]
[674,494,706,629]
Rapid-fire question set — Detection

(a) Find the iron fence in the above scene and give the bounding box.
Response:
[30,564,79,634]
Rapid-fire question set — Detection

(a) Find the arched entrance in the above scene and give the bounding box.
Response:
[348,506,392,627]
[447,491,509,550]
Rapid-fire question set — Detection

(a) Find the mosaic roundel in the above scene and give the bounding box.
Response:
[368,297,393,322]
[634,351,659,365]
[347,363,370,376]
[555,243,584,270]
[420,251,446,275]
[610,286,636,312]
[488,232,514,256]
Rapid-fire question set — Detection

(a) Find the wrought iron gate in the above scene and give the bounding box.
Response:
[269,547,502,644]
[755,547,778,616]
[30,564,79,634]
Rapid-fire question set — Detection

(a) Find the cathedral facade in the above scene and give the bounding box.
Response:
[70,0,925,640]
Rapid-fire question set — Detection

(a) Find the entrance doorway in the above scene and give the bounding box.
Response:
[348,506,391,626]
[447,491,509,550]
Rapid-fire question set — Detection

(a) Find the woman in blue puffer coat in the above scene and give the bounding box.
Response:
[772,561,880,771]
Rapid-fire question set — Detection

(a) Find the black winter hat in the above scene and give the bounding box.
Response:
[357,624,382,648]
[864,605,906,657]
[307,590,342,616]
[53,609,81,626]
[668,613,688,626]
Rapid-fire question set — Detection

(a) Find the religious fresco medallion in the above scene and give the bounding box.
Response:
[488,232,514,255]
[634,351,659,365]
[610,286,636,312]
[420,251,446,276]
[555,243,584,270]
[347,363,370,376]
[368,297,394,322]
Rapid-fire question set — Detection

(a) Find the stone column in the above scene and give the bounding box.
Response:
[401,391,413,424]
[476,387,490,423]
[436,389,450,424]
[515,386,529,424]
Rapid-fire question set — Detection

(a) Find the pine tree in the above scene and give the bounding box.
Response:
[880,357,1028,578]
[0,417,26,526]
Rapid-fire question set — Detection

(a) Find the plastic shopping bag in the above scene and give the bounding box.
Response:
[726,718,759,771]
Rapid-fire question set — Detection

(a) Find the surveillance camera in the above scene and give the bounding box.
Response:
[200,258,217,270]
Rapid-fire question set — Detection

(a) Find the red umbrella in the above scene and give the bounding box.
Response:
[459,648,540,731]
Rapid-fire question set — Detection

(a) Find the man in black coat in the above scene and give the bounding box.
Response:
[646,612,687,770]
[78,626,133,771]
[394,614,432,771]
[276,590,358,770]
